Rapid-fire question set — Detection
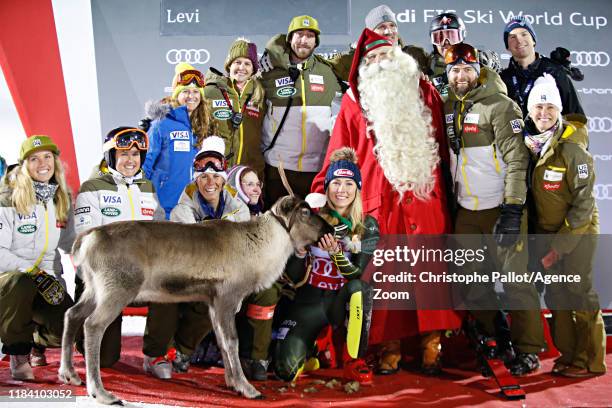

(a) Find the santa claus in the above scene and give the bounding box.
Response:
[312,29,462,375]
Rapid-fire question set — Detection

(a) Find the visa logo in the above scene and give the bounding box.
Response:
[102,195,122,204]
[275,76,294,87]
[213,100,228,108]
[17,212,37,221]
[170,131,190,140]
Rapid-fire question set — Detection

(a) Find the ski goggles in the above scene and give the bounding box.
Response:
[177,69,205,88]
[193,154,227,173]
[103,128,149,151]
[431,29,463,47]
[444,43,479,65]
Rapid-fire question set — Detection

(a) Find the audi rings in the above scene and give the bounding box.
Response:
[588,117,612,133]
[593,184,612,200]
[166,49,210,65]
[571,51,610,67]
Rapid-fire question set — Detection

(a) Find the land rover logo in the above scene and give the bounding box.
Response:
[101,207,121,217]
[17,224,37,234]
[213,109,232,120]
[277,87,297,98]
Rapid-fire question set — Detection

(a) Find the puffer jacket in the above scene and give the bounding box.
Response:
[170,183,250,224]
[529,116,597,254]
[204,69,265,177]
[0,171,74,279]
[74,162,165,236]
[142,103,198,216]
[259,34,341,172]
[445,66,529,210]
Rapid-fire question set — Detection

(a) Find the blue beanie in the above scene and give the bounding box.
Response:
[325,160,362,190]
[503,16,537,49]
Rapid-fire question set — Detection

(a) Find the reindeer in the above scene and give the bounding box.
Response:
[58,194,333,404]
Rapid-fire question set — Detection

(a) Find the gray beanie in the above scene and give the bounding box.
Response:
[365,5,396,30]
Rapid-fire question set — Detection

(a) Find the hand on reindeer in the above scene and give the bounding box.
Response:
[318,233,341,255]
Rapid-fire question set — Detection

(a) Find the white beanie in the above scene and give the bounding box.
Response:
[365,5,396,30]
[527,73,563,113]
[193,136,227,181]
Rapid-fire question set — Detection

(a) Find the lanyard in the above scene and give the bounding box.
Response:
[511,75,534,108]
[219,88,253,116]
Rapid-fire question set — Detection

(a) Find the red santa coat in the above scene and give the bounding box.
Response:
[312,79,462,344]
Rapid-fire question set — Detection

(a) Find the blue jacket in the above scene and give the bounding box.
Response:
[143,105,198,217]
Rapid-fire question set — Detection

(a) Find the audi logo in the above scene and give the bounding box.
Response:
[588,117,612,133]
[593,184,612,200]
[166,49,210,65]
[571,51,610,67]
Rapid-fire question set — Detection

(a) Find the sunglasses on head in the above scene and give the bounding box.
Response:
[444,43,479,65]
[194,154,227,173]
[177,69,205,88]
[431,29,463,47]
[105,128,149,151]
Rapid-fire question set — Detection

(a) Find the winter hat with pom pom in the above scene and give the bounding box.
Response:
[324,147,362,190]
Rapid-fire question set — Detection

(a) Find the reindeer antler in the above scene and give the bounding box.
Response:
[278,159,295,197]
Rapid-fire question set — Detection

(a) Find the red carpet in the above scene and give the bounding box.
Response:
[0,336,610,407]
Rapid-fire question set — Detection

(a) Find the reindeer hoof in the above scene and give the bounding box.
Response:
[58,369,82,386]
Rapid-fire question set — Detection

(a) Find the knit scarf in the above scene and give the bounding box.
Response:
[524,120,559,156]
[33,181,58,204]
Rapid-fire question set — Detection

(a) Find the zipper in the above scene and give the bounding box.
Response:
[297,65,307,171]
[127,186,135,220]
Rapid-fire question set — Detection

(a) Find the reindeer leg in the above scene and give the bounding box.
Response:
[58,286,96,386]
[83,291,131,405]
[211,297,261,399]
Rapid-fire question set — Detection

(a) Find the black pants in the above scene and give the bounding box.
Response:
[274,280,372,381]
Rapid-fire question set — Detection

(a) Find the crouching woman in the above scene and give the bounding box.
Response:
[0,136,74,380]
[275,148,379,385]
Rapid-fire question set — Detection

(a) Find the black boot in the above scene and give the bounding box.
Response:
[509,352,540,376]
[241,358,268,381]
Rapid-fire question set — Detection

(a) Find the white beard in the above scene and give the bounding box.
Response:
[358,47,440,201]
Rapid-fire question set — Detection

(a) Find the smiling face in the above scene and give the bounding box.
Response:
[196,172,224,206]
[26,150,55,183]
[374,21,399,45]
[115,146,141,178]
[290,29,317,62]
[229,57,254,85]
[529,103,560,132]
[240,170,262,205]
[507,27,536,60]
[447,63,479,97]
[326,178,357,216]
[177,87,202,113]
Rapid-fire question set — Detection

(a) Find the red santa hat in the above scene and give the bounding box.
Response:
[348,28,393,103]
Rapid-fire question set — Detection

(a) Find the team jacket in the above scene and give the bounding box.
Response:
[501,54,584,117]
[170,183,250,224]
[445,67,529,211]
[142,104,198,216]
[74,164,165,236]
[0,175,74,279]
[204,69,266,177]
[529,116,597,254]
[260,34,341,172]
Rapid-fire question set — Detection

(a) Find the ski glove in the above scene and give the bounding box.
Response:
[493,204,523,247]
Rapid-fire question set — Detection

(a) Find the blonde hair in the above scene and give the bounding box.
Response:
[171,97,218,149]
[12,154,71,222]
[323,189,364,236]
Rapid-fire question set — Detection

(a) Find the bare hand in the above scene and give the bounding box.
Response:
[318,233,340,254]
